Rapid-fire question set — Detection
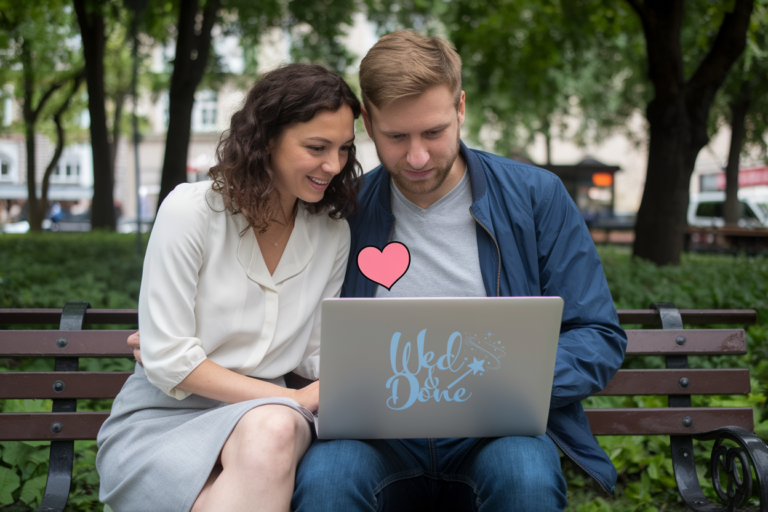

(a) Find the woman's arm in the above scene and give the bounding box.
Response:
[127,331,319,409]
[178,359,319,411]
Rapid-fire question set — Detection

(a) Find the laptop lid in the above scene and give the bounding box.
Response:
[318,296,563,439]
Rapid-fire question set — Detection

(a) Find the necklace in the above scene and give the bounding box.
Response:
[260,205,297,247]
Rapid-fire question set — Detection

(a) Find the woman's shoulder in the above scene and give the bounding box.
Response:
[157,181,222,222]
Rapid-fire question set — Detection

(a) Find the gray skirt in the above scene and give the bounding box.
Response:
[96,363,314,512]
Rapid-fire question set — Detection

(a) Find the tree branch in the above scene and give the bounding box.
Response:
[686,0,754,101]
[32,80,67,121]
[624,0,647,22]
[41,73,84,205]
[190,0,220,86]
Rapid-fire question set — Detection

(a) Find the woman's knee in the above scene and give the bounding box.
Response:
[223,406,308,473]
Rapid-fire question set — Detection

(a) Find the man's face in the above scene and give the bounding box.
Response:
[363,85,466,208]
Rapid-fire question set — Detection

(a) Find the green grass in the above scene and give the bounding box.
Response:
[0,236,766,510]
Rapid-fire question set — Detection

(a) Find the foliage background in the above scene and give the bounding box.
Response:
[0,234,767,510]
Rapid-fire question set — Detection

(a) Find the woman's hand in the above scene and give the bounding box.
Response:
[127,331,142,365]
[292,380,319,412]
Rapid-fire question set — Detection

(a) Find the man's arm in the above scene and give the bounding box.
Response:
[535,178,628,409]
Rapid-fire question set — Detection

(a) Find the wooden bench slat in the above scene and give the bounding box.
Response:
[617,309,756,325]
[0,329,747,357]
[0,369,747,400]
[595,369,750,396]
[1,309,756,326]
[0,412,110,441]
[625,329,746,355]
[0,330,134,357]
[585,407,754,435]
[0,372,132,399]
[1,408,755,440]
[0,309,139,325]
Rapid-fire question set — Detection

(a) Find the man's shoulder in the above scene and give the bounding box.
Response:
[467,148,565,220]
[469,148,559,190]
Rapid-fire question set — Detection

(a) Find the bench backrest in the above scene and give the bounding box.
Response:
[0,305,757,442]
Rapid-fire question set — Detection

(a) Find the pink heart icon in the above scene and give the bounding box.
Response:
[357,242,411,290]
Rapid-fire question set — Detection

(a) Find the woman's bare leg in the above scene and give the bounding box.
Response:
[191,405,312,512]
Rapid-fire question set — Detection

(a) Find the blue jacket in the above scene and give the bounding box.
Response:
[340,142,627,494]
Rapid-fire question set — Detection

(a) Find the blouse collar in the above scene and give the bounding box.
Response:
[237,203,315,291]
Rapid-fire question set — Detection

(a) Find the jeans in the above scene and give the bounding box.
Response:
[292,435,567,512]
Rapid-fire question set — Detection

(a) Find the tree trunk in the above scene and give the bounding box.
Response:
[74,0,116,231]
[633,97,697,264]
[24,123,43,231]
[723,89,751,226]
[110,92,126,175]
[157,0,219,208]
[628,0,753,265]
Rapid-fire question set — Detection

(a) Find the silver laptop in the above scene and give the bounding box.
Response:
[317,297,563,439]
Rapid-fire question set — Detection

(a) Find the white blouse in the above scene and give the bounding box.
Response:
[138,181,350,399]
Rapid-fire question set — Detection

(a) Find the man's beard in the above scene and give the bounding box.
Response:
[377,132,461,197]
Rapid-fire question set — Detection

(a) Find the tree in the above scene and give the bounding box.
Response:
[74,0,118,230]
[713,0,768,225]
[0,1,86,232]
[627,0,754,265]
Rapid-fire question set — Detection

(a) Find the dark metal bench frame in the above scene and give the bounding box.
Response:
[1,302,767,511]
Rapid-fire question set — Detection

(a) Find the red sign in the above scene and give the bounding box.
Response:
[715,167,768,190]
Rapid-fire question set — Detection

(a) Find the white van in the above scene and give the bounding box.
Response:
[688,190,768,228]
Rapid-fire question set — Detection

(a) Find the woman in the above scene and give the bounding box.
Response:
[96,64,361,512]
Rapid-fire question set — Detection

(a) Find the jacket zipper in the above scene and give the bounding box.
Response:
[469,207,612,496]
[547,431,613,496]
[469,209,501,296]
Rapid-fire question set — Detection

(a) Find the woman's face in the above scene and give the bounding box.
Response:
[270,105,355,207]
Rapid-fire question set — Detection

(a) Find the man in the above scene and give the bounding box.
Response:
[291,31,626,511]
[131,30,626,511]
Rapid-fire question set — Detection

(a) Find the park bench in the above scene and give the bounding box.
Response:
[1,301,767,511]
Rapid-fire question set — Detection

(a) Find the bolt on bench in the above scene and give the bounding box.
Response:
[1,301,767,511]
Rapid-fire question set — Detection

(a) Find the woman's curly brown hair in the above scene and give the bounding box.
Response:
[209,63,362,232]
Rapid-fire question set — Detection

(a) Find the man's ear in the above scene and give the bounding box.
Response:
[361,105,375,140]
[457,91,466,128]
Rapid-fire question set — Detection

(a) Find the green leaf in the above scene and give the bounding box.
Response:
[19,474,47,507]
[647,460,658,479]
[1,442,33,468]
[0,466,21,506]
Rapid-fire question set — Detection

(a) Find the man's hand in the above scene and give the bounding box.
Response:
[127,331,142,365]
[292,380,319,413]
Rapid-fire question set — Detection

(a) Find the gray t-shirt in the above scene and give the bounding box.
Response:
[376,169,488,298]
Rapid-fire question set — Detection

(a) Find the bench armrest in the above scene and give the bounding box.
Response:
[671,426,768,511]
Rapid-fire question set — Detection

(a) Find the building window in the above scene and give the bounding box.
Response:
[0,155,12,181]
[193,90,218,132]
[52,158,82,183]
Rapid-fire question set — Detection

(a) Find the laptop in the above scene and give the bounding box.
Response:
[317,297,563,439]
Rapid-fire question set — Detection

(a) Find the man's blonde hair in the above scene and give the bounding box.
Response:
[359,30,462,112]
